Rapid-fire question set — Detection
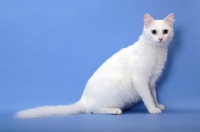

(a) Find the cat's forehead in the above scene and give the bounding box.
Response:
[151,20,171,29]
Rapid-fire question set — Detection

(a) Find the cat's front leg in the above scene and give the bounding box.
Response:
[134,79,162,114]
[150,81,165,111]
[150,87,165,110]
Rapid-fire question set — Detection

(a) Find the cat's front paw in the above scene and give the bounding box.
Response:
[157,104,165,110]
[148,107,162,114]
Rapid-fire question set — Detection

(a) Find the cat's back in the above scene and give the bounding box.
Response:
[92,43,137,76]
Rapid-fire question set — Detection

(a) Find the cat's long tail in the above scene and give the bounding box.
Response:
[15,100,85,118]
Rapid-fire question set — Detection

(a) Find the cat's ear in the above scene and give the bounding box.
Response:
[164,13,174,27]
[144,13,154,27]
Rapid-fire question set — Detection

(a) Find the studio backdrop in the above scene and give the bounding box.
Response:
[0,0,199,113]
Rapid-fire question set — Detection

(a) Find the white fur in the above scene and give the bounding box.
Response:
[15,13,174,118]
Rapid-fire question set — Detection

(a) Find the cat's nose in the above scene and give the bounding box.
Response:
[159,38,163,42]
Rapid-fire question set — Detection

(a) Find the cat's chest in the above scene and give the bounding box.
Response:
[132,47,167,77]
[147,49,167,77]
[152,53,166,71]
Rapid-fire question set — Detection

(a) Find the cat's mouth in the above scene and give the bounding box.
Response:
[155,41,166,46]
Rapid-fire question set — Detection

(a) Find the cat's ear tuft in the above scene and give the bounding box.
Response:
[164,13,174,27]
[144,13,154,27]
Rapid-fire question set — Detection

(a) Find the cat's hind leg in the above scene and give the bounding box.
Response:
[91,108,122,115]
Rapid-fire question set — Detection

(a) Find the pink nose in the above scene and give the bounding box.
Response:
[159,38,163,42]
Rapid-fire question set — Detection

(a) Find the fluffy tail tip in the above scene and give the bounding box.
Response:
[14,111,35,119]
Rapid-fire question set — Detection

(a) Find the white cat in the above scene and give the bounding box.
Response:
[16,13,174,118]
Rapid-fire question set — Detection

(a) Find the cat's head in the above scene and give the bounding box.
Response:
[143,13,174,46]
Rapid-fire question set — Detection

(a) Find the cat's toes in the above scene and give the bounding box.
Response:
[148,107,162,114]
[157,104,165,110]
[108,108,122,115]
[113,109,122,115]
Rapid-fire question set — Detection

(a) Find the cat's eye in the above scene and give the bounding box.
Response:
[163,29,168,34]
[151,30,157,35]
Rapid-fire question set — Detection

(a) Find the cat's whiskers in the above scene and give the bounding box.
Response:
[168,36,179,53]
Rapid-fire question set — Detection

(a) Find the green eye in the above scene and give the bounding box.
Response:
[163,29,168,34]
[151,30,157,35]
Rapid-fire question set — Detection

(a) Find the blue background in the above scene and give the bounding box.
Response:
[0,0,200,131]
